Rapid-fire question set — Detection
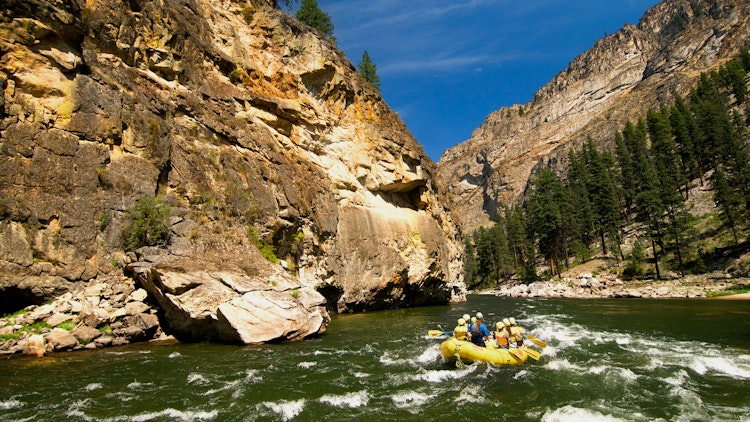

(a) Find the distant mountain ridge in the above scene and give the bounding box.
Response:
[437,0,750,231]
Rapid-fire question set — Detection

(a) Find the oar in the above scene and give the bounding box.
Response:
[524,334,547,348]
[521,346,541,361]
[507,348,524,361]
[437,325,453,336]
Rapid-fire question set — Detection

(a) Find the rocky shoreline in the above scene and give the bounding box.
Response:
[0,276,167,358]
[482,273,750,299]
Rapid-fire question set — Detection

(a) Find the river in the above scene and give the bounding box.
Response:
[1,295,749,421]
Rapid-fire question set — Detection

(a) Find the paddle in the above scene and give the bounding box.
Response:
[521,346,541,361]
[507,348,524,361]
[524,334,547,348]
[428,329,447,338]
[437,325,453,336]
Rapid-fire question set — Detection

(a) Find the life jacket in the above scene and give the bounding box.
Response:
[495,330,509,348]
[510,326,523,346]
[454,325,469,341]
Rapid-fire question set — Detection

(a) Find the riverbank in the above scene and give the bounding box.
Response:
[0,276,168,358]
[481,272,750,299]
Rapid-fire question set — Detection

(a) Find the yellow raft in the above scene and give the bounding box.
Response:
[439,337,529,366]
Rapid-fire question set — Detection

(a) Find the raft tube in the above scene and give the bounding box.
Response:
[439,337,529,366]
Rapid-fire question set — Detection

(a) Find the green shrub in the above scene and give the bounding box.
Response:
[122,196,172,251]
[248,226,279,263]
[98,212,109,231]
[56,320,75,331]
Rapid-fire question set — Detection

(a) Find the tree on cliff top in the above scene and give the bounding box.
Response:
[295,0,334,39]
[358,50,381,89]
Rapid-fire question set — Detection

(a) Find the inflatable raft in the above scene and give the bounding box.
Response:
[439,337,529,366]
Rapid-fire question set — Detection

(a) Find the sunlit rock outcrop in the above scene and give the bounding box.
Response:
[0,0,465,348]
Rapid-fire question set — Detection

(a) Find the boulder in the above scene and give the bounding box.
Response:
[46,328,78,351]
[72,325,102,343]
[23,334,46,357]
[46,313,73,327]
[655,286,671,296]
[124,301,150,316]
[128,260,330,344]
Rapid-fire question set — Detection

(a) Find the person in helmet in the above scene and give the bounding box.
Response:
[509,317,525,347]
[468,312,490,347]
[494,321,509,349]
[453,318,469,341]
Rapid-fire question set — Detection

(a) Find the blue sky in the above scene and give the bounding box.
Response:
[307,0,661,161]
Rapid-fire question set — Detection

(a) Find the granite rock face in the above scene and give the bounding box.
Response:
[438,0,750,231]
[0,0,465,347]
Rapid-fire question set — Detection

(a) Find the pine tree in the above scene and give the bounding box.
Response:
[526,169,572,276]
[295,0,334,39]
[614,131,635,215]
[669,94,701,186]
[566,149,595,248]
[628,118,664,279]
[712,166,743,244]
[583,138,622,257]
[358,51,381,89]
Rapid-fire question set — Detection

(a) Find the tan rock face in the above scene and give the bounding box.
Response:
[437,0,750,231]
[0,0,465,336]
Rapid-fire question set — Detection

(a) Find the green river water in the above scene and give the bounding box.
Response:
[1,295,749,421]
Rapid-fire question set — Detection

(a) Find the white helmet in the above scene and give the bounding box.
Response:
[503,318,511,326]
[458,318,466,326]
[509,317,517,326]
[462,314,470,322]
[476,312,484,320]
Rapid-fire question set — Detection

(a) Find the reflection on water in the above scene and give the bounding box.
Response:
[1,296,749,421]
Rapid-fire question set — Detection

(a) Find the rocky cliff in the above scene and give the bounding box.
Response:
[0,0,465,351]
[437,0,750,230]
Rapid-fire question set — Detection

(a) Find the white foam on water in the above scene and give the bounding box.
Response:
[203,378,242,396]
[669,385,708,421]
[263,399,305,421]
[416,345,442,363]
[689,355,750,379]
[541,405,628,422]
[542,345,560,358]
[544,359,584,372]
[614,336,631,345]
[588,365,607,375]
[168,352,181,358]
[243,369,261,380]
[617,367,638,382]
[297,361,316,369]
[187,373,209,385]
[114,408,219,421]
[83,383,102,391]
[65,399,94,420]
[352,372,370,378]
[414,366,474,383]
[0,398,24,409]
[390,390,431,410]
[379,350,417,367]
[455,385,487,404]
[318,389,369,408]
[514,369,529,380]
[126,381,152,390]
